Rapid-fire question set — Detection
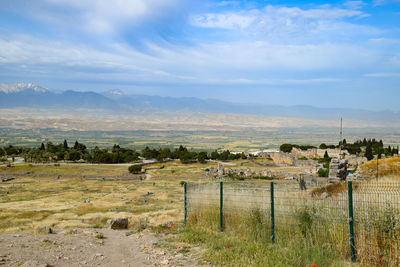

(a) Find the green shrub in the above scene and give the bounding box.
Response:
[128,164,142,174]
[318,168,329,177]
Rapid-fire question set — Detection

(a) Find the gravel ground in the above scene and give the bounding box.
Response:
[0,228,208,267]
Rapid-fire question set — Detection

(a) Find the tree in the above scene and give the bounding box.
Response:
[67,149,81,161]
[362,138,367,146]
[388,146,393,155]
[280,144,294,153]
[365,145,373,160]
[180,151,194,164]
[63,140,69,150]
[210,150,219,160]
[198,152,207,163]
[324,151,329,159]
[319,143,327,149]
[40,143,45,151]
[128,165,142,174]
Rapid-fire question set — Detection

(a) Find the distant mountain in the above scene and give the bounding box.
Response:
[0,83,54,93]
[101,90,400,122]
[1,83,399,123]
[0,83,118,110]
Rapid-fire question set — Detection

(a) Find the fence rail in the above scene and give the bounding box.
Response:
[184,180,400,266]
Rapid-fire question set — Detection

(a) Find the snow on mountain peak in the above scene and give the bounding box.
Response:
[0,83,52,93]
[107,89,124,95]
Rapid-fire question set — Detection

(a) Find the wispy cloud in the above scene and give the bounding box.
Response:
[344,1,366,9]
[193,5,367,30]
[10,0,183,35]
[215,1,240,7]
[191,5,374,44]
[373,0,400,6]
[364,72,400,77]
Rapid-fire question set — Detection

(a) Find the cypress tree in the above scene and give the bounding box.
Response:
[74,141,79,150]
[63,140,68,150]
[365,145,373,160]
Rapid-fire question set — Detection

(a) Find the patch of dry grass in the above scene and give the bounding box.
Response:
[311,182,346,198]
[0,162,194,233]
[359,156,400,180]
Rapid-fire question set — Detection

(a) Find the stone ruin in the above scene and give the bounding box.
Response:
[328,158,348,183]
[217,163,225,176]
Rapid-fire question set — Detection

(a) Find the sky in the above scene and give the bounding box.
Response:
[0,0,399,110]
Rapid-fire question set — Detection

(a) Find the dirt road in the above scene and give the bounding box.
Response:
[0,228,206,267]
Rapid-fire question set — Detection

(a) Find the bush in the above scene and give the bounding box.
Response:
[128,164,142,174]
[280,144,294,153]
[318,168,329,177]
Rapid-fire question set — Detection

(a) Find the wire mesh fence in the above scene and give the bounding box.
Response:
[185,180,400,266]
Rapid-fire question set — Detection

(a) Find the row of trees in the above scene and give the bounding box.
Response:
[141,145,246,163]
[0,141,246,164]
[279,144,317,153]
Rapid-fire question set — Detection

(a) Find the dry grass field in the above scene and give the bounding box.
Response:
[1,158,399,266]
[0,161,218,234]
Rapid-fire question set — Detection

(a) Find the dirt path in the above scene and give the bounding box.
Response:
[0,228,207,267]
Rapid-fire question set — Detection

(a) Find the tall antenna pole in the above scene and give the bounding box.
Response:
[340,117,343,145]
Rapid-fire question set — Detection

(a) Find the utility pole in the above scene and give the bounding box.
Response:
[340,117,343,146]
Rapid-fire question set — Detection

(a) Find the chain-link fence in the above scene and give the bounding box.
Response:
[184,181,400,266]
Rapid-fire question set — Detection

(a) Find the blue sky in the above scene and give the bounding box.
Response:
[0,0,399,110]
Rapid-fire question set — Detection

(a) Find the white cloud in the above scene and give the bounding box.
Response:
[191,5,374,44]
[0,3,398,90]
[0,33,386,86]
[193,12,257,29]
[22,0,182,35]
[344,1,366,9]
[193,5,367,30]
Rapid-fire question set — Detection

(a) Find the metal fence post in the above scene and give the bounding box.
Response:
[184,182,187,226]
[220,181,224,232]
[348,181,356,262]
[270,182,275,244]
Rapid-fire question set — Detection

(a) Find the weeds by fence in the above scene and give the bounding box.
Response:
[185,180,400,266]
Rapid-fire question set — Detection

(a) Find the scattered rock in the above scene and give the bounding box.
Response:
[108,218,129,230]
[160,259,169,265]
[35,226,53,235]
[84,198,90,203]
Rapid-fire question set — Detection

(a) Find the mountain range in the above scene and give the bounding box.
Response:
[1,83,399,123]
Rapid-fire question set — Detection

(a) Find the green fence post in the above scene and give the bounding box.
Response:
[348,181,356,262]
[184,182,187,226]
[220,181,224,232]
[270,182,275,244]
